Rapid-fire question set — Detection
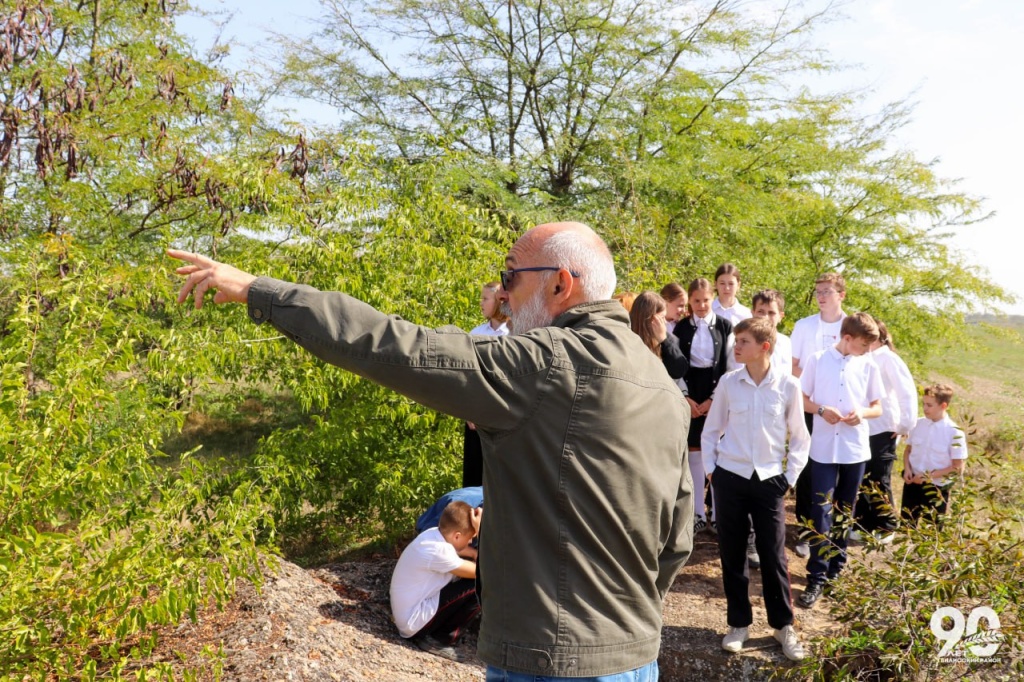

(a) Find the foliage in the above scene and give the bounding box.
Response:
[277,0,1011,367]
[779,446,1024,681]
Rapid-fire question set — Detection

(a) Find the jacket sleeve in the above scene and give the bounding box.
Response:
[659,334,690,379]
[246,277,547,431]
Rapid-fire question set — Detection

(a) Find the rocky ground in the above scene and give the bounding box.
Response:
[137,508,845,682]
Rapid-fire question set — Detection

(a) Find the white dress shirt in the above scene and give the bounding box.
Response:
[690,312,717,368]
[770,332,793,375]
[800,346,884,464]
[908,414,968,485]
[790,312,846,369]
[470,320,509,337]
[868,346,918,437]
[702,365,811,487]
[712,299,752,326]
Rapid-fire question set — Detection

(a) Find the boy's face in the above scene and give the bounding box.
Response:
[665,293,687,322]
[715,275,739,303]
[448,528,477,553]
[752,300,784,328]
[922,395,947,422]
[814,282,846,314]
[839,333,871,356]
[690,289,713,318]
[733,330,770,366]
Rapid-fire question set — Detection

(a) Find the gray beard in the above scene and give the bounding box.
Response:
[502,294,553,335]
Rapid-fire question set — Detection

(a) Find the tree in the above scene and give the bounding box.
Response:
[278,0,1010,360]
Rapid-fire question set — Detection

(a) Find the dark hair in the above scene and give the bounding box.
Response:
[630,291,667,356]
[660,282,685,302]
[872,316,894,350]
[734,317,777,352]
[714,263,741,283]
[751,288,785,313]
[840,311,879,342]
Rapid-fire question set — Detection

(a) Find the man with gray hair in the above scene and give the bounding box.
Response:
[170,221,693,681]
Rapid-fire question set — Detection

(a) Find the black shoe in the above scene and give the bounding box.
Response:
[413,635,465,662]
[797,582,824,608]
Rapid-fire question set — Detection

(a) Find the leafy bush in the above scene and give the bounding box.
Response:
[780,447,1023,681]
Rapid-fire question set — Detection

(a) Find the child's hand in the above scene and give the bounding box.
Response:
[698,399,713,416]
[840,409,863,426]
[820,406,843,425]
[903,468,914,484]
[686,397,701,419]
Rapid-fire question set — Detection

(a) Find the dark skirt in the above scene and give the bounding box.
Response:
[685,366,717,449]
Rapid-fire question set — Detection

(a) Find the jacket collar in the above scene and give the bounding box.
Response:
[551,300,630,329]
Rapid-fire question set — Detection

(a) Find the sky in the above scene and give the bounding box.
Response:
[179,0,1024,314]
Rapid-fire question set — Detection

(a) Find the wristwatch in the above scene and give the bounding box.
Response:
[817,405,826,416]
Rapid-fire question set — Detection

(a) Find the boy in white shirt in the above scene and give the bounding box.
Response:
[797,312,883,608]
[390,501,481,660]
[751,289,792,375]
[790,272,848,558]
[702,317,810,661]
[901,384,968,525]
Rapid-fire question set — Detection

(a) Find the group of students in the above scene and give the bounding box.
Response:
[388,267,968,664]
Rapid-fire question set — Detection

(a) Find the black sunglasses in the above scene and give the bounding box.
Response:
[499,267,581,290]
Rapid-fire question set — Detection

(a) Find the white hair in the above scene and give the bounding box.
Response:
[539,228,617,301]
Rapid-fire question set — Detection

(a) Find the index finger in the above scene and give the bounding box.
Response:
[167,249,216,267]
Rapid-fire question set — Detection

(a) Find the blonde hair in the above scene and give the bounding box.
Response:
[613,291,637,312]
[924,383,954,405]
[482,282,509,323]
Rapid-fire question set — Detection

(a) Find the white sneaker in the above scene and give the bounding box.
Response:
[874,531,895,545]
[848,529,863,543]
[721,626,748,653]
[774,625,807,661]
[794,541,810,558]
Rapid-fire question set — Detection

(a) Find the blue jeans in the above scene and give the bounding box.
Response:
[486,660,659,682]
[806,460,866,584]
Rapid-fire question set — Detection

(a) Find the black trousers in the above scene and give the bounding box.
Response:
[856,432,898,532]
[462,423,483,488]
[712,468,794,629]
[901,481,953,526]
[416,578,480,645]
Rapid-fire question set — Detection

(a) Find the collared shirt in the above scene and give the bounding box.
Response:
[800,346,884,464]
[711,299,752,326]
[702,365,810,487]
[868,346,918,436]
[690,312,717,368]
[791,312,846,368]
[469,320,510,336]
[771,332,793,375]
[908,414,967,485]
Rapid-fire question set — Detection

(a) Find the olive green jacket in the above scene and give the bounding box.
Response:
[247,277,693,677]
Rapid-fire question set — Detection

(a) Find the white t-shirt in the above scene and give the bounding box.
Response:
[389,528,464,638]
[470,320,509,336]
[908,414,968,485]
[771,332,793,375]
[791,312,846,370]
[800,347,884,464]
[712,299,752,326]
